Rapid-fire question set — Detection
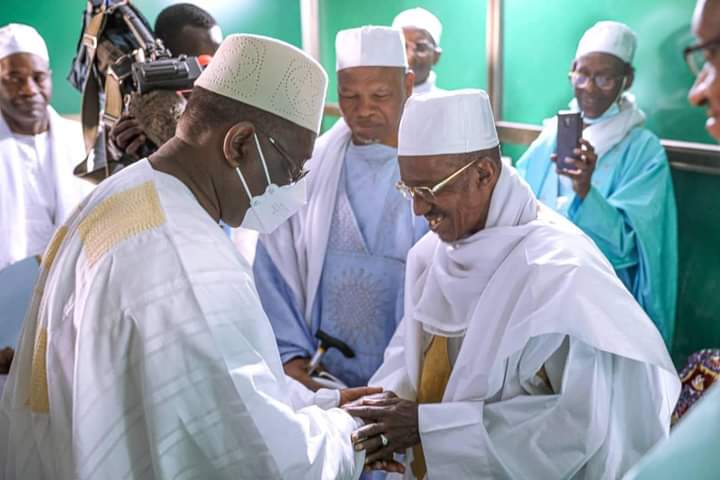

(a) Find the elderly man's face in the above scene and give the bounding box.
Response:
[0,53,51,134]
[689,0,720,140]
[402,27,440,86]
[572,52,631,119]
[338,66,413,147]
[398,152,498,243]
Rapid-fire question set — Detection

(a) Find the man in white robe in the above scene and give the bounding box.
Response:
[392,8,443,94]
[254,26,424,391]
[0,34,371,480]
[345,90,680,479]
[0,23,90,270]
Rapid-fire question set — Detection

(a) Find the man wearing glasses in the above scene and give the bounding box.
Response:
[254,26,425,393]
[517,21,678,347]
[392,7,444,95]
[345,89,679,479]
[0,34,376,479]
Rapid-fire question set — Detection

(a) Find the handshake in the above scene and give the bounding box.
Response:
[339,387,420,475]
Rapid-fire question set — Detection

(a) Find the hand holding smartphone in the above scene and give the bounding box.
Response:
[555,111,582,170]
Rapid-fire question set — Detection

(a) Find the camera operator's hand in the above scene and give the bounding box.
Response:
[110,115,148,161]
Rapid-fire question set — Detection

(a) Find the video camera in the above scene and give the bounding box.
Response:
[68,0,204,183]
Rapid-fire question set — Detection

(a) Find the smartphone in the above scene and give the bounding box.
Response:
[556,111,582,170]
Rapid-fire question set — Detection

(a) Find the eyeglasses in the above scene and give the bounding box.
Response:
[684,39,720,76]
[396,159,478,202]
[256,130,309,184]
[406,41,436,55]
[568,71,623,91]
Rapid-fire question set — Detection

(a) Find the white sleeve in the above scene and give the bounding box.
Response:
[419,336,612,479]
[110,282,365,480]
[285,375,341,410]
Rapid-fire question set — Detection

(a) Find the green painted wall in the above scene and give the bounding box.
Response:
[0,0,302,114]
[319,0,487,128]
[671,167,720,365]
[502,0,713,147]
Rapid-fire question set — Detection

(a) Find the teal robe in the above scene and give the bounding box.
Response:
[517,125,677,345]
[623,384,720,479]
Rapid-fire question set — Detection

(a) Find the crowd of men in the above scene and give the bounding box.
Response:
[0,1,718,479]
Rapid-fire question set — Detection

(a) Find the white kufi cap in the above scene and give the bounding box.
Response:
[0,23,49,63]
[399,89,499,156]
[392,7,442,45]
[335,26,407,71]
[575,21,637,64]
[195,34,328,134]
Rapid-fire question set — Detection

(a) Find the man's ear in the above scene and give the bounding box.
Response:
[433,47,442,66]
[222,121,256,169]
[624,70,635,91]
[475,156,498,187]
[404,70,415,97]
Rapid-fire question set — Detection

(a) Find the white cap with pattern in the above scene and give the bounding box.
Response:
[575,21,637,64]
[195,34,328,134]
[398,89,499,156]
[335,26,407,71]
[0,23,49,63]
[392,7,442,46]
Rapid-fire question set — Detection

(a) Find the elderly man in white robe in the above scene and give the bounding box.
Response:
[392,8,443,94]
[0,23,90,270]
[0,34,375,480]
[344,90,680,479]
[254,26,424,391]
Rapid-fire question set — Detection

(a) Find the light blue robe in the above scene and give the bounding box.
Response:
[517,126,678,345]
[254,143,426,387]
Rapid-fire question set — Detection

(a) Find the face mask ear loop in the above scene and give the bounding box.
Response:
[254,133,273,186]
[235,166,255,203]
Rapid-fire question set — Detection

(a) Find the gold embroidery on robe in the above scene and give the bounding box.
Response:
[28,327,49,413]
[78,181,166,266]
[41,225,69,270]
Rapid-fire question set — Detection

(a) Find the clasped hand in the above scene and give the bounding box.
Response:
[343,391,420,474]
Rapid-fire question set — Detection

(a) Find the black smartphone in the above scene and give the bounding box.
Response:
[556,111,582,170]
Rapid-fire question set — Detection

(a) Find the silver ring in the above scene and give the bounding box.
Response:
[380,433,389,447]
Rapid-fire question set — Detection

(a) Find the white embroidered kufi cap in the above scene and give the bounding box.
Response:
[398,89,499,156]
[335,26,407,71]
[195,34,328,134]
[392,7,442,45]
[0,23,49,63]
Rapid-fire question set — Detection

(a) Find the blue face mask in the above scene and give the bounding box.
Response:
[583,102,621,125]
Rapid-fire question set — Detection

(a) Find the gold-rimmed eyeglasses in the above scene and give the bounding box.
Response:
[396,159,478,202]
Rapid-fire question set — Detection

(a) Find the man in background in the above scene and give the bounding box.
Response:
[517,21,677,346]
[0,23,90,271]
[393,7,443,94]
[254,26,424,390]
